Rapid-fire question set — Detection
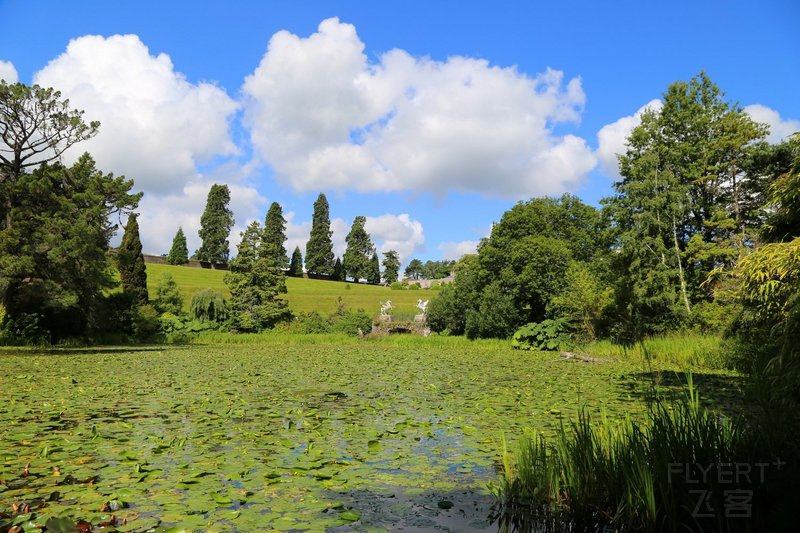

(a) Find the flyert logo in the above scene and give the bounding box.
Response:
[668,459,786,519]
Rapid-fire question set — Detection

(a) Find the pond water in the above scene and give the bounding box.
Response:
[0,342,744,531]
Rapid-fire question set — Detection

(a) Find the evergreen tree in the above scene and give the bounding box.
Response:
[263,201,289,270]
[288,246,304,277]
[305,193,335,276]
[167,227,189,265]
[118,213,148,305]
[196,184,234,264]
[381,250,401,284]
[404,259,424,280]
[225,222,290,332]
[332,257,344,281]
[368,251,381,284]
[343,216,374,281]
[154,273,184,315]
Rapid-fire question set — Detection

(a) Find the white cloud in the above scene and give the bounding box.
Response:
[242,17,596,198]
[0,60,18,83]
[365,214,425,264]
[34,34,240,194]
[438,240,479,261]
[596,99,662,179]
[744,104,800,144]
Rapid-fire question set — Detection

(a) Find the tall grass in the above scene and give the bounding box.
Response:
[494,377,778,532]
[577,332,731,370]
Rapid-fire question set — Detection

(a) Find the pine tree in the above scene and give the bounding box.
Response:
[332,257,344,281]
[381,250,401,284]
[196,184,234,264]
[225,222,290,332]
[343,216,374,281]
[368,251,381,284]
[167,227,189,265]
[305,193,334,276]
[288,246,304,277]
[118,213,148,304]
[263,201,289,270]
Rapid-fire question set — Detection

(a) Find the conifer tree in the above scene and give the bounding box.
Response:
[167,227,189,265]
[332,257,344,281]
[381,251,400,284]
[263,201,289,270]
[196,184,234,264]
[368,251,381,284]
[118,213,148,304]
[343,216,374,281]
[288,246,304,277]
[305,193,334,276]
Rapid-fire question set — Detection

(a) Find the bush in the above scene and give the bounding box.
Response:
[1,312,50,345]
[408,282,421,290]
[133,304,162,341]
[154,273,184,315]
[333,309,372,336]
[511,319,569,351]
[465,282,519,339]
[294,312,334,334]
[190,289,229,323]
[389,282,405,290]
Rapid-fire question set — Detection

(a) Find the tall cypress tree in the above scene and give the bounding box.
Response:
[305,193,335,276]
[167,227,189,265]
[196,184,234,264]
[381,250,401,284]
[263,201,289,270]
[332,257,344,281]
[118,213,148,304]
[368,251,381,284]
[343,215,374,281]
[288,246,304,277]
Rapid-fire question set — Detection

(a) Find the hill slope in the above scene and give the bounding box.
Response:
[145,263,434,316]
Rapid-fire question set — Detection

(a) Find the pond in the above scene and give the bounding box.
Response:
[0,341,744,532]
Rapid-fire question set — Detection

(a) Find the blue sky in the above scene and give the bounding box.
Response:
[1,0,798,266]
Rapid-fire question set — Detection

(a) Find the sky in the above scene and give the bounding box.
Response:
[1,0,798,267]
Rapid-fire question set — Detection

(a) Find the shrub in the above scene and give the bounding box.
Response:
[1,312,50,345]
[408,282,421,290]
[389,282,405,290]
[294,312,333,334]
[511,319,569,351]
[190,289,229,323]
[133,304,162,341]
[333,309,372,336]
[154,273,184,315]
[465,282,518,339]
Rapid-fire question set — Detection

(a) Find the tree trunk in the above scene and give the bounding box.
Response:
[672,216,691,314]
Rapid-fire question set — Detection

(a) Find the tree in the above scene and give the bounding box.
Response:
[288,246,304,277]
[225,221,290,332]
[117,213,148,305]
[154,273,183,315]
[0,154,140,339]
[167,227,189,265]
[342,215,374,281]
[195,184,234,264]
[405,259,424,280]
[332,257,344,281]
[381,251,401,284]
[368,251,381,284]
[263,201,289,270]
[305,193,334,276]
[1,82,99,229]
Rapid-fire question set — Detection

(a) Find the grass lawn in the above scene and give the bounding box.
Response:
[0,336,744,531]
[145,263,434,316]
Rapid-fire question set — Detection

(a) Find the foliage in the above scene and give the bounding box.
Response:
[167,227,189,265]
[381,250,400,284]
[511,319,569,351]
[464,281,518,340]
[426,255,481,335]
[0,154,140,341]
[404,258,424,280]
[548,262,612,340]
[494,382,777,532]
[305,193,335,276]
[117,213,148,305]
[389,281,404,290]
[762,134,800,242]
[195,184,233,264]
[132,303,161,340]
[225,221,290,332]
[331,256,344,281]
[367,251,381,285]
[190,288,229,323]
[263,201,289,270]
[153,273,184,315]
[288,246,303,277]
[342,215,374,281]
[576,332,730,369]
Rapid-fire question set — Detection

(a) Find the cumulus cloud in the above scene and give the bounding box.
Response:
[596,99,663,179]
[242,17,596,198]
[438,240,479,261]
[0,60,18,83]
[34,34,239,193]
[744,104,800,144]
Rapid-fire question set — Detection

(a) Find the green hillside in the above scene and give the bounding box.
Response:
[145,263,434,316]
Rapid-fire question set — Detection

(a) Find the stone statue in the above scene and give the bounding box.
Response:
[416,299,429,314]
[380,300,393,316]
